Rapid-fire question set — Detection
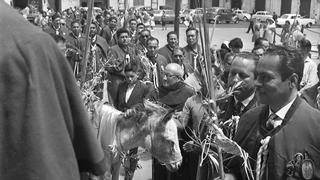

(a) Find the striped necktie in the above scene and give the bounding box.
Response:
[266,113,282,130]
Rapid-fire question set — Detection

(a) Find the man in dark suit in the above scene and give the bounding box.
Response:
[218,52,259,138]
[106,28,138,105]
[158,31,179,63]
[100,16,118,46]
[43,13,65,37]
[115,62,150,180]
[224,46,320,180]
[183,27,201,73]
[64,20,84,75]
[116,63,150,112]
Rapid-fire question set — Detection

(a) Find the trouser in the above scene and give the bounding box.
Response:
[246,21,254,33]
[124,147,139,180]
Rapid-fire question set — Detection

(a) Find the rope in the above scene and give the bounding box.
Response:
[255,136,271,180]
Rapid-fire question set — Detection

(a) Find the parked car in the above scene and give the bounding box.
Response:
[234,9,251,21]
[276,14,316,28]
[180,9,192,23]
[153,10,175,24]
[80,7,102,14]
[251,11,272,22]
[206,7,238,24]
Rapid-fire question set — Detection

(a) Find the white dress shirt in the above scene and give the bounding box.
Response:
[268,96,296,128]
[125,84,136,103]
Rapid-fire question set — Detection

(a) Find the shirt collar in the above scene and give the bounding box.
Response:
[269,96,296,119]
[91,35,97,43]
[304,56,311,63]
[234,92,255,107]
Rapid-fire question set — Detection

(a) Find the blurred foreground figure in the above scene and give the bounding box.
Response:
[0,2,106,180]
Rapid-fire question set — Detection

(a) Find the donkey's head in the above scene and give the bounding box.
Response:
[143,101,182,172]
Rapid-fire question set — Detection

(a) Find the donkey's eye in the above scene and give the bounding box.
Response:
[169,141,175,152]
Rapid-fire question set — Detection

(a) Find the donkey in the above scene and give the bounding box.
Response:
[93,100,182,180]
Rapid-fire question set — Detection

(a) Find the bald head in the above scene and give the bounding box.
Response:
[163,63,184,87]
[165,63,184,78]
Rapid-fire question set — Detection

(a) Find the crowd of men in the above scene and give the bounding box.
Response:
[2,1,320,180]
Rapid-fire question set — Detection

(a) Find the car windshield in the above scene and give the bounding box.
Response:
[207,9,217,13]
[165,10,174,14]
[153,10,162,14]
[207,8,217,13]
[280,14,289,18]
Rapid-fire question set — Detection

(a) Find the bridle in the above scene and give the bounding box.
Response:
[149,109,183,165]
[115,109,182,166]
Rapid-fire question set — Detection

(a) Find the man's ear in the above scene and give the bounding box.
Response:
[288,73,299,89]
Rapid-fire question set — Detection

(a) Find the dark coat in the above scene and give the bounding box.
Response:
[64,33,85,71]
[105,44,139,105]
[100,25,117,46]
[183,44,202,73]
[115,80,150,111]
[77,35,109,82]
[228,96,320,180]
[146,54,169,87]
[217,93,259,138]
[43,23,66,37]
[0,2,106,179]
[158,44,174,63]
[300,82,320,109]
[158,81,195,111]
[218,93,259,121]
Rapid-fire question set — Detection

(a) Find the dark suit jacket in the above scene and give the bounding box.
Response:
[43,24,65,37]
[100,25,117,46]
[300,82,320,109]
[158,44,174,63]
[183,44,201,73]
[228,96,320,180]
[115,80,150,111]
[218,93,259,122]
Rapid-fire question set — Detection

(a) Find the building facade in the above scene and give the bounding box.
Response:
[12,0,80,11]
[78,0,319,22]
[241,0,320,21]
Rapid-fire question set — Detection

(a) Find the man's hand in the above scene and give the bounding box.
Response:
[124,108,135,118]
[183,141,200,152]
[213,173,236,180]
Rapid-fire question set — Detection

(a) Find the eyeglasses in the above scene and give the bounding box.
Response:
[163,73,178,78]
[141,35,150,38]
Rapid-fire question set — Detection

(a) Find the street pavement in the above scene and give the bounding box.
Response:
[119,22,320,180]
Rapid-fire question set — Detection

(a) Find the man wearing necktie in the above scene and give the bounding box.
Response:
[223,46,320,180]
[218,52,260,138]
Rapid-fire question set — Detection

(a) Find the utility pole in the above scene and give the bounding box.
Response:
[174,0,181,39]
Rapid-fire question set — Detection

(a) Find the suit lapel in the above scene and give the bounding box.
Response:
[265,96,302,137]
[126,81,141,105]
[120,82,128,105]
[243,94,258,113]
